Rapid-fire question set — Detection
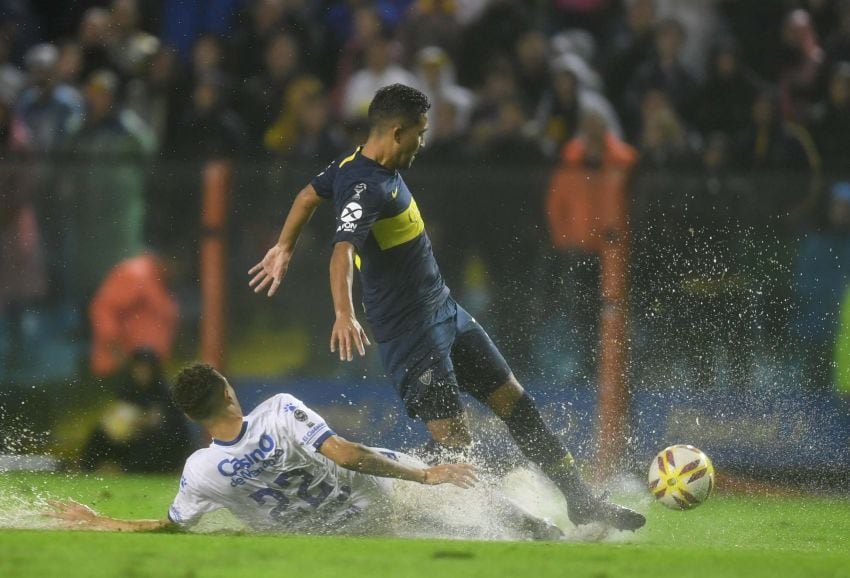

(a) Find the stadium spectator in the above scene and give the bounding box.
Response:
[0,29,24,105]
[89,253,179,378]
[413,46,475,134]
[124,45,187,148]
[623,18,698,139]
[654,0,723,79]
[536,61,623,158]
[809,62,850,173]
[468,59,520,151]
[64,70,154,300]
[398,0,464,64]
[190,33,230,87]
[81,348,192,473]
[330,5,389,114]
[694,40,761,137]
[418,98,468,161]
[231,0,299,81]
[169,72,248,160]
[513,30,551,115]
[55,40,84,87]
[536,65,582,158]
[108,0,160,79]
[264,76,347,160]
[779,9,825,122]
[733,88,820,172]
[548,110,637,251]
[241,31,303,142]
[15,43,83,152]
[603,0,657,114]
[717,0,786,82]
[546,112,637,380]
[470,97,544,163]
[638,102,696,169]
[456,0,530,88]
[78,7,117,81]
[341,34,418,121]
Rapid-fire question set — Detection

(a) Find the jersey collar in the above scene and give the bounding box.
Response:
[212,420,248,446]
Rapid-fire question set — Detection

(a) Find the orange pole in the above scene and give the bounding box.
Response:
[595,170,631,479]
[200,160,231,371]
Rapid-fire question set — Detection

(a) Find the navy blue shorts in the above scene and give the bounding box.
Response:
[377,298,513,422]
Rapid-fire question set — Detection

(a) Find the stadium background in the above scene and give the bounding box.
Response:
[0,0,849,484]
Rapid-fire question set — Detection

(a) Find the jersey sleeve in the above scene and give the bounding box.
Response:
[310,161,337,200]
[276,395,336,452]
[333,181,386,250]
[167,464,220,529]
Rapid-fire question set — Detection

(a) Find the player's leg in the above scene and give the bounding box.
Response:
[424,414,472,447]
[451,307,645,530]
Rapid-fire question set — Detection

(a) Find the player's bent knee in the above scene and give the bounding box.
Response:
[426,416,472,447]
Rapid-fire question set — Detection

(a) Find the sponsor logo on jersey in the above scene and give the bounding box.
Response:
[354,182,367,194]
[337,201,362,233]
[301,423,329,446]
[217,433,278,478]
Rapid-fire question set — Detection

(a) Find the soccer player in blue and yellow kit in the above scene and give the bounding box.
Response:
[249,84,645,531]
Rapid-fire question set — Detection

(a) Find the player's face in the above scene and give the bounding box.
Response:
[396,114,428,169]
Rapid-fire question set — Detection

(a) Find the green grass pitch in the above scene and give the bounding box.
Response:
[1,472,849,578]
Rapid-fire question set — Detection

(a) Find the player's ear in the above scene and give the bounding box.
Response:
[392,124,404,144]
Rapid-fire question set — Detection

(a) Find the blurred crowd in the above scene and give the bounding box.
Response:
[0,0,849,397]
[0,0,846,168]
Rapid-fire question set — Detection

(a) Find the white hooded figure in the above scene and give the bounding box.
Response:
[536,52,624,157]
[414,46,476,134]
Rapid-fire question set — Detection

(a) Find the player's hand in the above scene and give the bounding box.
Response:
[330,315,371,361]
[422,463,478,489]
[249,244,291,297]
[45,499,104,529]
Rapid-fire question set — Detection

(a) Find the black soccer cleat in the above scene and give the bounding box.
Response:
[567,494,646,531]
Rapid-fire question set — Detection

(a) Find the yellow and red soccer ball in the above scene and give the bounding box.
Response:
[648,444,715,510]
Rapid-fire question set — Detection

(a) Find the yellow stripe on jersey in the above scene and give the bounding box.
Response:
[354,253,361,270]
[339,147,361,168]
[371,197,425,250]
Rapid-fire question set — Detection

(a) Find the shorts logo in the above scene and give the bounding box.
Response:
[294,409,308,422]
[340,202,363,223]
[419,368,433,386]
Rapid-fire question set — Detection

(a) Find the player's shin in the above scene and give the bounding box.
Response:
[500,395,645,530]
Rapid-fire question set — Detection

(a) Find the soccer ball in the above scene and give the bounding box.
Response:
[648,444,715,510]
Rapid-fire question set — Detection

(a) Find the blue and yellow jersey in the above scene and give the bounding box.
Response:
[311,147,450,342]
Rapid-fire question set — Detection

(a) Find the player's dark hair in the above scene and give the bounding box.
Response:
[367,84,431,130]
[172,363,228,420]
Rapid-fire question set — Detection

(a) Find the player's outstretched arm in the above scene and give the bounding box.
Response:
[249,184,324,297]
[46,499,175,532]
[329,241,371,361]
[319,435,477,489]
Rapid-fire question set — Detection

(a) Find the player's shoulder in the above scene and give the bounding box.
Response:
[334,151,390,196]
[182,447,218,477]
[254,393,304,415]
